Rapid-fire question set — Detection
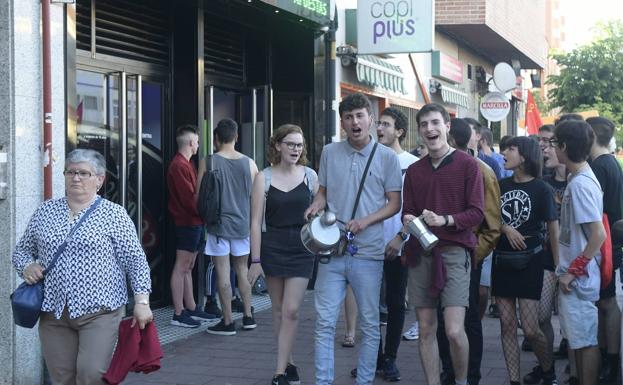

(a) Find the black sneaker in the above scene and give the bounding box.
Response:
[541,365,557,385]
[271,374,289,385]
[242,315,257,329]
[522,365,543,384]
[171,310,201,328]
[382,357,401,382]
[204,297,222,318]
[380,312,388,326]
[187,307,217,321]
[285,364,300,385]
[206,319,236,336]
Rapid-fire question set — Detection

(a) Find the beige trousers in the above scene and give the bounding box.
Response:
[39,306,124,385]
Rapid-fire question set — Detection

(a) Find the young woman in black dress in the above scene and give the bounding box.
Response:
[492,136,559,385]
[248,124,318,385]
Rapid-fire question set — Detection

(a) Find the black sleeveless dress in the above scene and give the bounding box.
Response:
[260,179,314,278]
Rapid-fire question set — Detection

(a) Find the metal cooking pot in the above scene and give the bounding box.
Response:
[406,216,439,252]
[301,211,341,255]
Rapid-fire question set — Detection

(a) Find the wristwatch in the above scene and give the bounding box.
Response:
[443,215,449,226]
[398,231,409,241]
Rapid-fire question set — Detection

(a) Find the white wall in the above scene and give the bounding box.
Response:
[0,1,66,383]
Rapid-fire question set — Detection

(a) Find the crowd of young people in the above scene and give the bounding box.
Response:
[167,94,621,385]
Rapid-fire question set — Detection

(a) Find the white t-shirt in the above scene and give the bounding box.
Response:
[556,167,603,301]
[383,151,419,254]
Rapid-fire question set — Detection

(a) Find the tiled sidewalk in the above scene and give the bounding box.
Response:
[125,292,571,385]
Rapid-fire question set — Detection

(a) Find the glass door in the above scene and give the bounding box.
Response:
[205,85,272,167]
[76,69,167,305]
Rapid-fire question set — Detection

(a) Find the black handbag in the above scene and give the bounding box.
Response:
[495,245,543,271]
[10,197,102,328]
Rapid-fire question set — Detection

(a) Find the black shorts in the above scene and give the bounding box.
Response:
[175,225,204,253]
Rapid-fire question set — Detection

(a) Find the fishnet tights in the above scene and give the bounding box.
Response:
[538,271,557,360]
[497,297,553,382]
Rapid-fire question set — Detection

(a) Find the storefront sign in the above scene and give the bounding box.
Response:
[260,0,330,24]
[432,51,463,84]
[356,0,433,54]
[480,92,510,122]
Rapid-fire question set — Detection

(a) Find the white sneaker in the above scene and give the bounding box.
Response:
[402,321,419,340]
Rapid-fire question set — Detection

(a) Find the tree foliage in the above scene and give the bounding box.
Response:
[547,21,623,142]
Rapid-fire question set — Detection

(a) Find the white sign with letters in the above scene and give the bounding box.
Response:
[357,0,434,54]
[480,92,510,122]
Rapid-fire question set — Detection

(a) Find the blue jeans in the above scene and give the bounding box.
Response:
[314,255,383,385]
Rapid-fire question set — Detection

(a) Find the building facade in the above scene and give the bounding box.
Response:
[1,1,332,383]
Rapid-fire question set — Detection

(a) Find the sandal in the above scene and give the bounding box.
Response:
[342,335,355,348]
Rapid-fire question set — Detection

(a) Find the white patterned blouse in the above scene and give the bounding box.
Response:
[12,196,152,319]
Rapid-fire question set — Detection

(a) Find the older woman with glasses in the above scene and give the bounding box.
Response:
[12,148,152,385]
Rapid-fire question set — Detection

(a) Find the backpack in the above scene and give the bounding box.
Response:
[261,166,314,232]
[197,155,222,227]
[578,174,613,289]
[600,213,613,289]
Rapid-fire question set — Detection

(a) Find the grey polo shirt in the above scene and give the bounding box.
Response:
[318,138,402,260]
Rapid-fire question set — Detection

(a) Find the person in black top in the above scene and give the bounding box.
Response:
[587,117,623,383]
[492,137,559,385]
[522,124,568,384]
[248,124,319,385]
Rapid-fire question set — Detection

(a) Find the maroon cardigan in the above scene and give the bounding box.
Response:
[402,150,484,265]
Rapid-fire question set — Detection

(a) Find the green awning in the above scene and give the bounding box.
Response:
[440,85,469,108]
[356,55,406,94]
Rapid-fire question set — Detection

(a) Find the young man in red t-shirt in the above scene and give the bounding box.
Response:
[167,125,214,327]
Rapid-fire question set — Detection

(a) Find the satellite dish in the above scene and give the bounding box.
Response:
[493,62,516,92]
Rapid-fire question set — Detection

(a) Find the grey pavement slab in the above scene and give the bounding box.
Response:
[125,292,574,385]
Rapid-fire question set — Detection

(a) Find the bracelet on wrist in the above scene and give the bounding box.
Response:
[251,259,261,264]
[443,215,449,226]
[135,300,150,306]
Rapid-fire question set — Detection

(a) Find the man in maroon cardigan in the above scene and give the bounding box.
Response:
[402,104,484,385]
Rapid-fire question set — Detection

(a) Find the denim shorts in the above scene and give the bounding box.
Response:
[558,287,598,349]
[175,225,204,253]
[479,253,492,287]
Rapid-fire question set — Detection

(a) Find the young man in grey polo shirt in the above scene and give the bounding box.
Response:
[305,93,402,385]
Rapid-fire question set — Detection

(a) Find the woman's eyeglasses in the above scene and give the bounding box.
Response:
[281,141,304,150]
[548,139,559,148]
[63,170,94,179]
